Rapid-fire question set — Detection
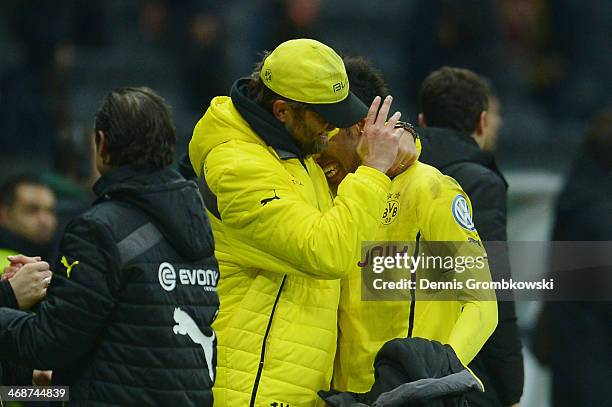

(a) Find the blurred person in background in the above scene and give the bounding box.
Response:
[42,130,97,244]
[417,67,523,407]
[536,108,612,407]
[316,56,496,403]
[0,87,219,406]
[481,87,503,153]
[0,0,108,161]
[139,0,230,113]
[189,39,409,406]
[405,0,504,104]
[0,175,58,270]
[547,0,612,119]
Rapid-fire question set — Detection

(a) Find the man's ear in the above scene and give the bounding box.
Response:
[351,118,366,140]
[97,130,110,164]
[418,113,427,128]
[474,111,487,136]
[272,100,289,123]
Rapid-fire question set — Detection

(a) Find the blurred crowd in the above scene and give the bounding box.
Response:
[0,1,611,406]
[1,0,611,175]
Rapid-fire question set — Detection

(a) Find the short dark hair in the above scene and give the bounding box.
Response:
[247,52,307,114]
[583,107,612,169]
[0,174,49,208]
[419,67,490,132]
[94,87,176,168]
[343,56,389,106]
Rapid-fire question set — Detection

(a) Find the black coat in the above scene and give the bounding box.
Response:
[0,166,219,406]
[542,151,612,407]
[319,338,482,407]
[418,127,523,406]
[0,279,30,390]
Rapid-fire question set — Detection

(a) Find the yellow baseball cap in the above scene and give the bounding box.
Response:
[260,38,368,128]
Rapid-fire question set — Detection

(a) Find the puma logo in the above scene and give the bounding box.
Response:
[61,256,80,278]
[260,190,280,206]
[173,307,216,382]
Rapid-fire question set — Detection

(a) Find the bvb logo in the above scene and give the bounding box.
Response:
[382,199,400,225]
[264,69,272,82]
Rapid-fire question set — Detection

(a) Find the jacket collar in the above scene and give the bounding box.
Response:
[418,126,507,187]
[93,165,168,198]
[230,78,303,159]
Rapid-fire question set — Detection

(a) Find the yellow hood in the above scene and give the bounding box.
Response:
[189,96,266,177]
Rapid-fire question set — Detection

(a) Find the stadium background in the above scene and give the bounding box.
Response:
[0,1,611,406]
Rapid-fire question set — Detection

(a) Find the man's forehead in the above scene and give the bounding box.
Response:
[15,184,55,203]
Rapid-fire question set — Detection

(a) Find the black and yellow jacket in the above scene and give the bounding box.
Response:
[189,79,391,407]
[334,154,497,393]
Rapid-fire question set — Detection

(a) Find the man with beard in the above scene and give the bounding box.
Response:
[315,57,497,395]
[189,39,413,406]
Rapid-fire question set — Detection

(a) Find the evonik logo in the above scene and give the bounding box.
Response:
[158,262,218,292]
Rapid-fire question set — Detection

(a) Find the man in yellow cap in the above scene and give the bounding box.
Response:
[189,39,414,406]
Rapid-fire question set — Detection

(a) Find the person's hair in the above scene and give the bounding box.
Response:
[583,107,612,169]
[247,51,307,115]
[94,86,176,168]
[419,66,490,132]
[0,174,50,208]
[343,56,389,105]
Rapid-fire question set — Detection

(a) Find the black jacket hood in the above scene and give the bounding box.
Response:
[230,78,304,158]
[418,126,507,187]
[93,166,212,260]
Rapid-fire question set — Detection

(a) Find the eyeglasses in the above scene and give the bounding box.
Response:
[394,121,419,141]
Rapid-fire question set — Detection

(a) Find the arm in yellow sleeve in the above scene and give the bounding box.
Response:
[202,140,390,280]
[420,179,498,364]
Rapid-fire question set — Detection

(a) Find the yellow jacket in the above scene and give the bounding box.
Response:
[189,82,391,407]
[333,160,498,393]
[0,248,17,274]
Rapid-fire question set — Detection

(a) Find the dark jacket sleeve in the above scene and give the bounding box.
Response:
[464,169,524,405]
[178,152,197,181]
[0,279,18,309]
[0,216,119,369]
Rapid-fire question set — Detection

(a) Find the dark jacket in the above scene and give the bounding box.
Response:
[0,280,17,309]
[0,279,26,389]
[0,166,219,406]
[319,338,482,407]
[418,127,523,406]
[539,151,612,407]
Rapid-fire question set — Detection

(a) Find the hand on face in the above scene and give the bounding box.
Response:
[357,96,403,174]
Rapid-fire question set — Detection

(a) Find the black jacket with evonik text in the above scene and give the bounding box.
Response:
[0,166,219,406]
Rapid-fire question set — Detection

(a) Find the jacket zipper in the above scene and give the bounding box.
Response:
[407,232,421,337]
[249,275,287,407]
